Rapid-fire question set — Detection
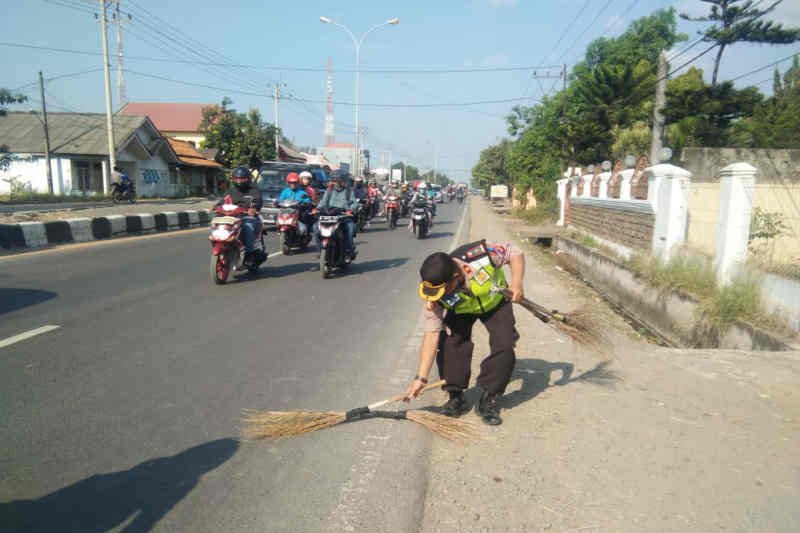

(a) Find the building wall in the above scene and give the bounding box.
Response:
[1,155,76,195]
[319,146,354,172]
[569,203,655,251]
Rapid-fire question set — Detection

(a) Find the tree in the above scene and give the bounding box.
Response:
[664,67,763,148]
[199,97,277,169]
[505,105,535,137]
[471,140,512,189]
[681,0,800,85]
[391,161,419,181]
[0,88,27,117]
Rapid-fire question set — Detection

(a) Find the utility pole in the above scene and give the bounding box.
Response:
[99,0,116,193]
[38,71,54,194]
[561,63,567,175]
[274,83,280,161]
[650,51,667,164]
[113,0,127,107]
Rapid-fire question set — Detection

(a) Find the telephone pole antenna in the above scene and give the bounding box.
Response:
[113,0,127,107]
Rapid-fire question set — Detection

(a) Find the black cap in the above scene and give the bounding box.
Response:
[418,252,456,302]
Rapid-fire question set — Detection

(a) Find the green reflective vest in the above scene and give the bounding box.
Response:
[440,240,507,315]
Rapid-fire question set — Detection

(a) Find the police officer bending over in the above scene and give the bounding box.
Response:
[405,240,525,425]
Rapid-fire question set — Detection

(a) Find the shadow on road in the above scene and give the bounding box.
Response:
[426,232,454,240]
[0,288,58,316]
[501,359,621,410]
[0,438,239,533]
[232,261,317,282]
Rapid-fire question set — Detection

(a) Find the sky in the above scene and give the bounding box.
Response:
[2,0,800,183]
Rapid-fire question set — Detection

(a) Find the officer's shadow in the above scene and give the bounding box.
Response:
[500,358,622,409]
[0,438,238,533]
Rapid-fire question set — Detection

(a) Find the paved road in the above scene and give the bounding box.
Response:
[0,203,468,532]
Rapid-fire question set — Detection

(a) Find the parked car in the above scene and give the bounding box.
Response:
[257,161,329,226]
[430,184,444,203]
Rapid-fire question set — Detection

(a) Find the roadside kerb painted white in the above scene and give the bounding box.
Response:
[0,325,61,350]
[65,218,94,242]
[105,215,127,236]
[18,222,48,248]
[187,211,200,227]
[137,214,156,233]
[162,212,179,230]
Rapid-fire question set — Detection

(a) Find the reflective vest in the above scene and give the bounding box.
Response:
[440,240,507,315]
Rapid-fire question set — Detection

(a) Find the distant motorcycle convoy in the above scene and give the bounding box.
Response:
[208,167,467,284]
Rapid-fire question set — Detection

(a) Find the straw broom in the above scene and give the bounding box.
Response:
[241,380,479,443]
[500,288,609,352]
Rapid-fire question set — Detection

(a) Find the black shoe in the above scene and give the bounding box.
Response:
[475,391,503,426]
[440,393,469,418]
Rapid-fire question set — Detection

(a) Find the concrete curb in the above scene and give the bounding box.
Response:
[0,209,211,251]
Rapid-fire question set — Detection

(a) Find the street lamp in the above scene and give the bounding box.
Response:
[320,15,399,178]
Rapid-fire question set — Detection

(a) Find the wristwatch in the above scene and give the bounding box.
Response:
[414,375,428,384]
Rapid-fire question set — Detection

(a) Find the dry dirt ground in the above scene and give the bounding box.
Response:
[419,198,800,533]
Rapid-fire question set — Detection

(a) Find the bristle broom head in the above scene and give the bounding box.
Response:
[240,409,346,440]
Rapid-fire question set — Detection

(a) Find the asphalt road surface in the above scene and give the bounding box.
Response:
[0,202,468,532]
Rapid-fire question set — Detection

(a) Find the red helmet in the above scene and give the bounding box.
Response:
[286,172,300,184]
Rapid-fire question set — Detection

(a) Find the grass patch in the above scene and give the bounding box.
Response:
[625,253,717,299]
[748,256,800,282]
[513,204,555,225]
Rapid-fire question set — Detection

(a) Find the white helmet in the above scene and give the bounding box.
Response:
[354,175,364,183]
[299,171,312,180]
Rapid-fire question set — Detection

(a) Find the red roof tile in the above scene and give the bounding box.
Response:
[119,102,213,132]
[167,138,222,168]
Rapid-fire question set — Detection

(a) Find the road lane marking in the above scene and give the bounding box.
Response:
[268,251,283,259]
[0,325,61,350]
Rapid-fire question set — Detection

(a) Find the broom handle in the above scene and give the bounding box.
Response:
[500,288,554,323]
[368,379,446,410]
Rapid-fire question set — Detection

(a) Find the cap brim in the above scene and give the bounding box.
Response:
[419,281,446,302]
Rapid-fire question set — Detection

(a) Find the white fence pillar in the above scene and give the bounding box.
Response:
[620,169,633,200]
[648,164,691,261]
[598,172,611,198]
[556,178,568,226]
[714,162,756,285]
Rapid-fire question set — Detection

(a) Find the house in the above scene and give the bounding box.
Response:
[319,142,355,173]
[167,138,223,195]
[0,112,181,197]
[277,143,306,164]
[119,102,212,147]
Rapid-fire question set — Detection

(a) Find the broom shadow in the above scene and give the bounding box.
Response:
[0,438,238,533]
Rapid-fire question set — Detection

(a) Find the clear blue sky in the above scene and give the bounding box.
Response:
[2,0,799,182]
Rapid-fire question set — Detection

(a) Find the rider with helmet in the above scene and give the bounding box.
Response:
[299,170,318,203]
[279,172,312,204]
[318,174,359,260]
[217,166,264,262]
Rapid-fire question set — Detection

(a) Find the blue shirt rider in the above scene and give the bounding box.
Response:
[278,172,312,204]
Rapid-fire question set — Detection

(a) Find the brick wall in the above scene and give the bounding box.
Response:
[569,204,654,251]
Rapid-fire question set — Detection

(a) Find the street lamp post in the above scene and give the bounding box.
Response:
[320,15,398,178]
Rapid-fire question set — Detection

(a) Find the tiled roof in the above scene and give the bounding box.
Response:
[0,112,151,155]
[167,138,222,168]
[118,102,212,132]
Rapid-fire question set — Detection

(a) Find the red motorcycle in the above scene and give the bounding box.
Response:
[208,196,267,284]
[385,194,400,229]
[276,199,313,254]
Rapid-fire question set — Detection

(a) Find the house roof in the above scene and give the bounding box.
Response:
[0,112,159,156]
[277,143,306,163]
[167,138,222,169]
[118,102,212,133]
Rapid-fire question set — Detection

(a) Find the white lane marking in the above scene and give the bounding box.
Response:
[450,199,470,250]
[0,325,61,350]
[267,251,283,259]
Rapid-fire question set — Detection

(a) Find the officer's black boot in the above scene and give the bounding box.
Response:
[440,391,469,417]
[475,390,502,426]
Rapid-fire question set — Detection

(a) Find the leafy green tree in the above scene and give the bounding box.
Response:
[664,67,763,148]
[505,105,535,137]
[0,88,27,117]
[392,161,419,181]
[681,0,800,85]
[199,97,277,169]
[471,140,512,189]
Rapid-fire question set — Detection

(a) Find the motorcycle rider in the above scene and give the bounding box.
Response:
[409,183,434,231]
[112,165,134,196]
[367,178,381,218]
[317,175,359,260]
[216,166,264,263]
[279,172,312,204]
[299,171,318,203]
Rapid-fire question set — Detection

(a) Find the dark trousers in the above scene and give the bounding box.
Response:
[436,301,517,396]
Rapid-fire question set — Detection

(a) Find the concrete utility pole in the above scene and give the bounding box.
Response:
[650,51,667,164]
[99,0,116,192]
[38,71,54,194]
[274,83,280,161]
[114,0,127,107]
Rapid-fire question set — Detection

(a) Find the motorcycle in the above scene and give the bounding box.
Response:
[208,196,267,285]
[399,195,411,218]
[111,180,136,204]
[318,208,354,278]
[276,199,313,254]
[410,199,431,240]
[356,197,370,232]
[385,194,400,230]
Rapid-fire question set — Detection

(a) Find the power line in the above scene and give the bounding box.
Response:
[546,0,592,63]
[0,42,561,75]
[730,50,800,82]
[556,0,618,63]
